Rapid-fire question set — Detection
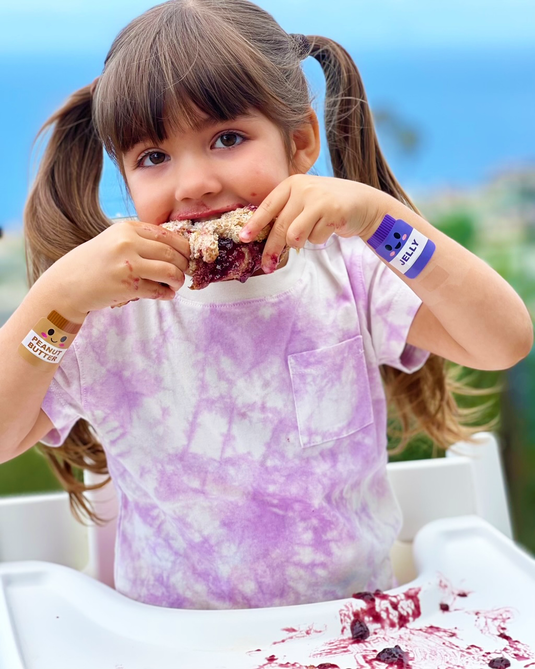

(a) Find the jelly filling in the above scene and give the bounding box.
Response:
[191,238,266,289]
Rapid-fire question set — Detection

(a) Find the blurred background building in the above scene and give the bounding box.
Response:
[1,0,534,550]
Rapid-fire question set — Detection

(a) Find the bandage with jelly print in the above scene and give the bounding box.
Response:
[367,214,436,278]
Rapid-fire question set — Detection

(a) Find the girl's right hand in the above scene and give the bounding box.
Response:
[39,219,190,320]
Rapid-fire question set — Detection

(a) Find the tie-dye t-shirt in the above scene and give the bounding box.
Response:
[41,235,429,610]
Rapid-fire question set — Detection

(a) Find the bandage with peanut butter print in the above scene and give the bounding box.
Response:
[18,311,82,367]
[367,214,436,278]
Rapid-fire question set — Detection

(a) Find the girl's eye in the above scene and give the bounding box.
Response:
[213,132,245,149]
[138,151,168,167]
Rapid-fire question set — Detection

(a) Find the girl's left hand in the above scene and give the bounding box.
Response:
[238,174,380,273]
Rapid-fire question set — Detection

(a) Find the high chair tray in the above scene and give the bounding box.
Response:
[1,515,534,669]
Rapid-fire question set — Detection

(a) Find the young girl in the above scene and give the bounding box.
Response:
[1,0,532,611]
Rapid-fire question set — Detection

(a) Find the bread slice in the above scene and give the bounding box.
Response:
[162,206,270,290]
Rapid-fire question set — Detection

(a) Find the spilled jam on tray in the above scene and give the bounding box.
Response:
[350,619,370,641]
[252,578,534,669]
[488,659,511,668]
[375,645,410,667]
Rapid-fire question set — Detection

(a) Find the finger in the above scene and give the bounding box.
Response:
[239,181,292,242]
[137,238,189,274]
[136,258,186,292]
[131,220,191,259]
[307,216,337,246]
[261,202,304,273]
[112,278,176,307]
[285,209,324,249]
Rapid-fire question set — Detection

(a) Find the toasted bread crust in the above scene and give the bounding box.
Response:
[162,206,268,263]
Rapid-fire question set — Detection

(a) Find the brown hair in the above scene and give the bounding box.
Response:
[24,0,496,524]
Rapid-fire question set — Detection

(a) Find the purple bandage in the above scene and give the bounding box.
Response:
[367,214,435,278]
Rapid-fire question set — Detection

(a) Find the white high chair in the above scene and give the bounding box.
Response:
[0,432,513,588]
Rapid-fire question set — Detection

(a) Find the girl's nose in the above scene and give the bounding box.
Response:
[172,157,223,202]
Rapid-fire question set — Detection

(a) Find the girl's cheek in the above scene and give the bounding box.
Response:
[129,190,163,224]
[246,167,284,193]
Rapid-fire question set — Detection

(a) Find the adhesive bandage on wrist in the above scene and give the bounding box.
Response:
[367,214,436,278]
[18,311,82,367]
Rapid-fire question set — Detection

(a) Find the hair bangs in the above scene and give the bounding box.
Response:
[94,1,285,165]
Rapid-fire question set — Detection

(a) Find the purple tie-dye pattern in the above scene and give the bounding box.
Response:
[40,236,429,610]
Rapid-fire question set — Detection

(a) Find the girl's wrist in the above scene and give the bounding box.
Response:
[358,185,390,241]
[33,273,89,325]
[364,195,437,279]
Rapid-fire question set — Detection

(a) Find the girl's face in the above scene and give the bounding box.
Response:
[122,109,310,226]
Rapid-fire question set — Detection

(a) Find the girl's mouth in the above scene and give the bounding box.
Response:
[167,203,245,223]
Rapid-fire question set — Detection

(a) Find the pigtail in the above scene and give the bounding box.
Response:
[25,83,110,282]
[307,35,498,451]
[307,36,412,200]
[24,83,111,524]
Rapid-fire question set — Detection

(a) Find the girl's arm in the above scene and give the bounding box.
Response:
[365,189,533,371]
[0,219,189,463]
[240,175,533,372]
[0,276,87,463]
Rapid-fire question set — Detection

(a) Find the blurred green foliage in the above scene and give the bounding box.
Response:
[388,366,502,463]
[0,446,62,495]
[433,210,476,249]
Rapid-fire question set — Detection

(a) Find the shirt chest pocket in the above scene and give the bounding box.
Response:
[288,335,373,449]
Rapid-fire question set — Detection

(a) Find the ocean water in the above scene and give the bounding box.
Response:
[1,46,534,232]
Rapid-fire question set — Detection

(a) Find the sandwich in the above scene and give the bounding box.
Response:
[162,205,271,290]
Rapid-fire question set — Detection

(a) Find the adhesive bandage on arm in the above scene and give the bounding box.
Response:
[18,311,82,368]
[367,214,436,278]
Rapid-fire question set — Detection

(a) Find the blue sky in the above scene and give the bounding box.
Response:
[1,0,534,55]
[1,0,534,232]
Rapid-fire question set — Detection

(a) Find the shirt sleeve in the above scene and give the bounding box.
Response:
[358,242,430,374]
[40,343,85,447]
